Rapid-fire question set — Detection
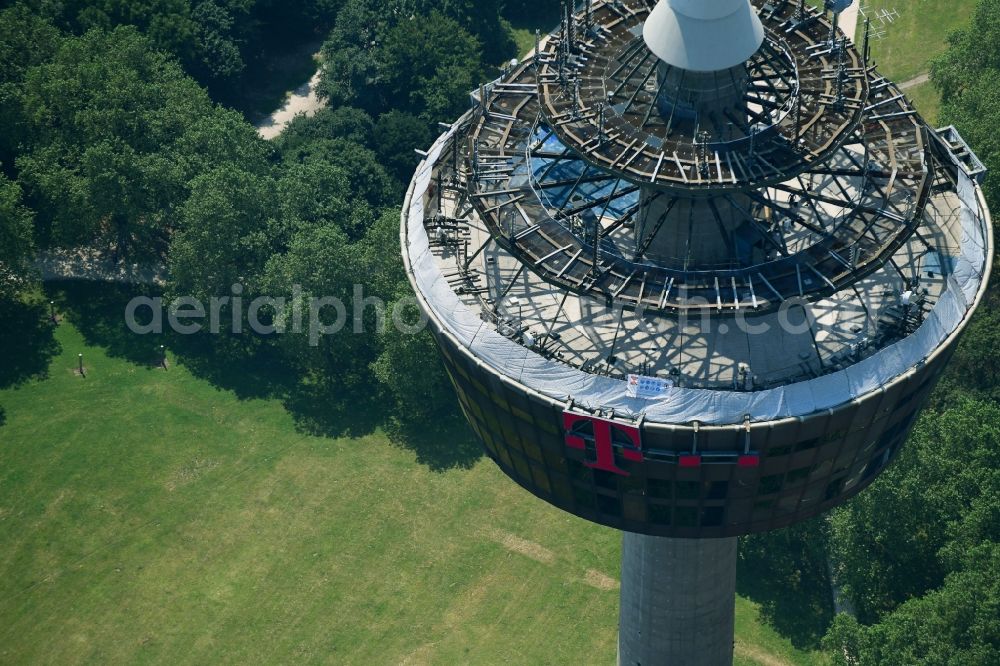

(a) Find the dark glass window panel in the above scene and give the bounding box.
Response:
[701,507,724,527]
[597,493,622,517]
[623,496,646,522]
[620,474,646,495]
[530,464,551,493]
[551,474,574,503]
[675,507,698,527]
[511,452,532,481]
[648,478,672,499]
[567,459,592,482]
[543,448,569,471]
[676,481,700,500]
[794,437,821,452]
[759,474,783,495]
[786,465,813,485]
[649,503,672,525]
[594,469,618,490]
[705,481,728,500]
[572,484,596,509]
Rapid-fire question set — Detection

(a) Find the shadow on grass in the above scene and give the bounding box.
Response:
[280,380,383,439]
[45,280,482,471]
[170,332,297,402]
[36,274,492,477]
[505,3,562,32]
[46,280,294,398]
[47,280,166,367]
[386,411,483,472]
[737,519,835,650]
[0,297,61,389]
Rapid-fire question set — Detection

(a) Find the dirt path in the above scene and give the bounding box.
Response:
[900,72,931,90]
[839,3,860,42]
[34,247,166,286]
[735,640,794,666]
[255,67,324,140]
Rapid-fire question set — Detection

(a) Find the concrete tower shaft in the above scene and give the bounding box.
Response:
[635,190,759,268]
[618,534,738,665]
[653,62,751,134]
[638,1,765,267]
[628,6,763,659]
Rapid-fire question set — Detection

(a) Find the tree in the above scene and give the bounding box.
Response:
[278,106,375,155]
[933,0,1000,212]
[374,110,433,183]
[824,544,1000,665]
[277,159,374,241]
[317,3,485,122]
[167,104,275,182]
[375,11,483,123]
[346,205,452,431]
[316,0,385,110]
[372,318,453,426]
[822,8,1000,652]
[936,69,1000,215]
[261,218,378,422]
[356,206,406,296]
[58,0,201,69]
[14,25,271,262]
[931,0,1000,102]
[8,0,349,109]
[48,0,262,95]
[190,0,247,82]
[828,399,1000,622]
[281,138,400,213]
[257,207,417,428]
[15,27,201,259]
[929,287,1000,408]
[738,518,834,648]
[0,172,35,298]
[924,0,1000,414]
[413,0,515,65]
[168,164,281,303]
[0,5,62,167]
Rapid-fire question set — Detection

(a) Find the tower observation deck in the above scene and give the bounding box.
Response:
[401,1,992,663]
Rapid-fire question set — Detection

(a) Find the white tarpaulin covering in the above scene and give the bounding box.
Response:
[404,124,991,426]
[954,170,988,303]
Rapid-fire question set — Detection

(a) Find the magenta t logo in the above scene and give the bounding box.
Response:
[563,412,642,476]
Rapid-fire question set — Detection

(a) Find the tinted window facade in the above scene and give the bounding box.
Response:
[429,321,952,538]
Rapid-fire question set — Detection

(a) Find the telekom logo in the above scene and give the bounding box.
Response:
[563,412,642,476]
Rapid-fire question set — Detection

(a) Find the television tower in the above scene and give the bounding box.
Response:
[401,1,992,663]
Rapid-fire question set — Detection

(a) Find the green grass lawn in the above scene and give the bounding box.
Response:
[507,4,561,59]
[512,27,537,59]
[905,80,942,125]
[0,290,829,665]
[859,0,976,82]
[841,0,978,123]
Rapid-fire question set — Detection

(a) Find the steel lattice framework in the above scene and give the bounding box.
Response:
[464,0,931,315]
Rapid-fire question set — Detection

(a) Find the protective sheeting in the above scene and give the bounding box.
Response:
[403,123,991,426]
[954,169,988,303]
